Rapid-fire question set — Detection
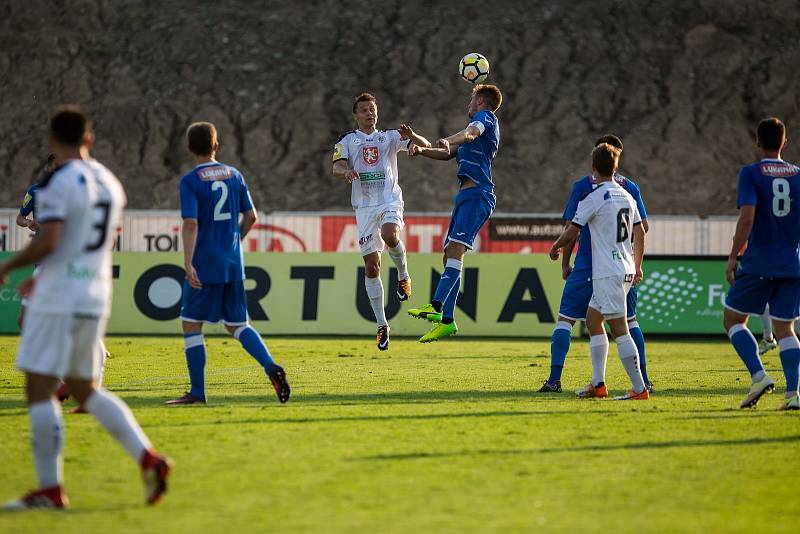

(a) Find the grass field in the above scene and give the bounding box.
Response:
[1,335,798,533]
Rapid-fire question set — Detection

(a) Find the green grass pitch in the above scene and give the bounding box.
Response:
[1,335,798,533]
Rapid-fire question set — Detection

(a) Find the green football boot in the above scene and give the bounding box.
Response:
[407,303,442,323]
[419,321,458,343]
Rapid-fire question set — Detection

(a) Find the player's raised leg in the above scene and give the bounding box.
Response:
[724,309,773,408]
[419,246,464,342]
[382,220,412,301]
[364,249,390,350]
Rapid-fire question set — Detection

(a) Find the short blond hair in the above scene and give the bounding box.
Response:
[473,84,502,112]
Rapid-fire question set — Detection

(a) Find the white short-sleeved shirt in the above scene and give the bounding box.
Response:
[28,159,126,317]
[333,129,410,209]
[572,180,641,279]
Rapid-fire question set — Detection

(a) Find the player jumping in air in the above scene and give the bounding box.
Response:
[1,107,171,509]
[538,135,652,395]
[166,122,290,405]
[332,92,431,350]
[549,143,649,400]
[723,117,800,411]
[407,84,502,342]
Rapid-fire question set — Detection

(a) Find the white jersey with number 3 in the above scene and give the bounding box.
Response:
[332,129,410,209]
[28,159,126,317]
[572,180,641,279]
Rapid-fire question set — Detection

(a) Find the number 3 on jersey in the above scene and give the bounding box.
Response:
[772,178,791,217]
[212,181,231,221]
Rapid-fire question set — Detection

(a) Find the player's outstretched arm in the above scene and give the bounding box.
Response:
[0,221,63,284]
[549,224,580,261]
[726,205,755,284]
[240,209,257,240]
[633,222,646,284]
[409,143,456,161]
[398,124,432,148]
[333,159,359,183]
[435,125,482,153]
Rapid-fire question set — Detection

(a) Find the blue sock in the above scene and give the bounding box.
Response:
[548,321,572,383]
[728,324,764,377]
[778,336,800,393]
[184,333,206,399]
[235,325,277,373]
[629,322,650,385]
[435,259,463,321]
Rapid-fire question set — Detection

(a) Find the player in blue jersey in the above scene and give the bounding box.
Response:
[723,117,800,411]
[538,135,652,395]
[166,122,290,405]
[407,84,502,342]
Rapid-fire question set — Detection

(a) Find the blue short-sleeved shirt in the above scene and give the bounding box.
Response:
[179,162,254,283]
[563,173,647,275]
[456,109,499,204]
[737,158,800,277]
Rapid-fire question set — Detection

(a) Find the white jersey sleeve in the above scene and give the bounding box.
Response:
[36,173,71,223]
[333,133,351,162]
[389,129,410,153]
[632,204,642,225]
[572,191,600,227]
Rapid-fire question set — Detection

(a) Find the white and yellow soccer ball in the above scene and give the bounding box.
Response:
[459,53,490,84]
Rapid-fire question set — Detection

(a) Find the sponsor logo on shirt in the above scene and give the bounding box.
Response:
[362,146,379,166]
[358,171,386,182]
[359,233,373,246]
[198,166,233,181]
[760,163,799,177]
[612,250,628,261]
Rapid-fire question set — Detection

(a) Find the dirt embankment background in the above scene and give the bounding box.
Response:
[2,0,799,214]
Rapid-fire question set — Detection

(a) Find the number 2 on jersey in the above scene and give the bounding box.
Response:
[772,178,791,217]
[616,208,631,242]
[212,181,232,221]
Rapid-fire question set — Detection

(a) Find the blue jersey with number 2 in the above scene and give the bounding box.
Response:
[179,162,254,283]
[738,158,800,278]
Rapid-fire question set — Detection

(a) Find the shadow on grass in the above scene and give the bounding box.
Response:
[349,434,800,462]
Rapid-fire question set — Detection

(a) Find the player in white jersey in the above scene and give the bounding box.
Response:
[332,92,430,350]
[549,143,649,400]
[0,107,171,509]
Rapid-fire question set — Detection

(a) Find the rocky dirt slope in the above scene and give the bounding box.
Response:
[1,0,799,215]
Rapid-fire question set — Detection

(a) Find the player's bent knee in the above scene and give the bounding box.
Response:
[63,378,96,404]
[722,308,747,331]
[182,320,203,334]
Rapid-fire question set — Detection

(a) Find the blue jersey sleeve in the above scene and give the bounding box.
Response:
[737,166,757,208]
[468,110,495,137]
[239,174,254,212]
[627,182,648,219]
[562,181,584,221]
[19,186,35,216]
[179,178,198,219]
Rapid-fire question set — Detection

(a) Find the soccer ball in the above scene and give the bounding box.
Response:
[459,53,490,84]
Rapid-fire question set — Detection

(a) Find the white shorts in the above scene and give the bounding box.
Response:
[16,311,107,380]
[354,204,404,256]
[589,274,633,319]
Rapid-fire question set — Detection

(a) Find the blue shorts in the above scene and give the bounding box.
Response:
[725,271,800,321]
[443,187,494,250]
[180,280,248,325]
[559,270,638,321]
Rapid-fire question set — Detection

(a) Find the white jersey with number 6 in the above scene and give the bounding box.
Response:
[572,180,641,279]
[28,159,126,317]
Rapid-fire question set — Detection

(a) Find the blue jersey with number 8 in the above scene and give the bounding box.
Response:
[737,158,800,277]
[179,162,254,283]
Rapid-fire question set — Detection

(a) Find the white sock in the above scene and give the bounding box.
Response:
[761,311,774,342]
[364,276,387,326]
[85,389,151,462]
[616,334,646,393]
[28,399,64,488]
[387,241,409,281]
[589,334,609,386]
[97,340,108,387]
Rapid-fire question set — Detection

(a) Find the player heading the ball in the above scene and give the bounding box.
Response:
[549,143,649,400]
[407,84,502,342]
[332,92,431,351]
[167,122,290,406]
